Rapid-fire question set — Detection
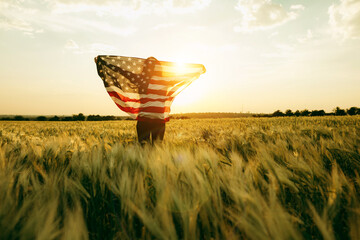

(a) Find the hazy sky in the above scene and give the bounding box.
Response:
[1,0,359,115]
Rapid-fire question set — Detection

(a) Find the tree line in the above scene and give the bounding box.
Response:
[1,106,359,121]
[0,113,132,121]
[171,112,252,119]
[254,106,360,118]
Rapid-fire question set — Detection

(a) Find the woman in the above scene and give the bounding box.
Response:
[95,55,205,144]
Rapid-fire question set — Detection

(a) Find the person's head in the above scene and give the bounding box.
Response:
[143,56,159,74]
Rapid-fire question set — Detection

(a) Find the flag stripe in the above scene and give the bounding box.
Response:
[108,91,174,104]
[151,73,200,81]
[148,80,192,93]
[149,79,181,85]
[159,61,203,67]
[155,64,205,73]
[106,86,168,99]
[113,102,170,114]
[147,83,168,90]
[153,71,202,78]
[146,89,175,96]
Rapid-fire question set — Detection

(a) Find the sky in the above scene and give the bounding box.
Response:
[0,0,359,116]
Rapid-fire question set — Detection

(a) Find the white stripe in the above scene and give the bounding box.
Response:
[151,74,199,82]
[111,97,172,109]
[106,86,168,100]
[148,83,168,90]
[149,74,199,97]
[158,61,204,69]
[148,83,187,93]
[154,64,204,74]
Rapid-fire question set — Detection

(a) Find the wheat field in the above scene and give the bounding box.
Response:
[0,117,359,239]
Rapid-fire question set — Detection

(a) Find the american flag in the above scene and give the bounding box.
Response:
[95,55,206,122]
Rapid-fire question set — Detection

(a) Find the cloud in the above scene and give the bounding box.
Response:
[152,23,176,30]
[0,0,209,37]
[275,43,295,52]
[65,39,79,49]
[64,40,118,54]
[268,31,278,38]
[0,1,137,36]
[297,29,313,43]
[188,25,207,31]
[0,1,38,34]
[290,5,305,11]
[73,19,137,36]
[219,44,240,52]
[261,43,295,59]
[234,0,304,32]
[0,18,34,33]
[52,0,211,17]
[88,43,118,53]
[329,0,360,40]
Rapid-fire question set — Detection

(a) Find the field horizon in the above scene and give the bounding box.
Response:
[1,105,359,121]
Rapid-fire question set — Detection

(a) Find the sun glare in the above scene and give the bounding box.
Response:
[172,78,205,107]
[173,62,189,74]
[169,58,206,107]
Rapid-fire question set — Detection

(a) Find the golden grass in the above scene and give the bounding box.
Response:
[0,116,359,239]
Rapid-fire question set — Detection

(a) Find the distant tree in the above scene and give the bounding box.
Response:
[285,109,294,117]
[334,107,346,116]
[294,110,301,117]
[300,109,310,116]
[273,110,285,117]
[14,115,27,121]
[0,117,11,121]
[310,110,326,116]
[36,116,47,121]
[73,113,85,121]
[62,116,74,121]
[347,107,359,116]
[253,114,271,118]
[102,115,116,121]
[87,115,102,121]
[49,115,60,121]
[325,112,335,116]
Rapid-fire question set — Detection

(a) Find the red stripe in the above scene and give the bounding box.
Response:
[141,106,170,113]
[108,91,173,103]
[108,91,139,102]
[150,79,180,86]
[153,71,200,78]
[153,71,163,76]
[146,89,175,96]
[140,96,173,103]
[113,102,170,114]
